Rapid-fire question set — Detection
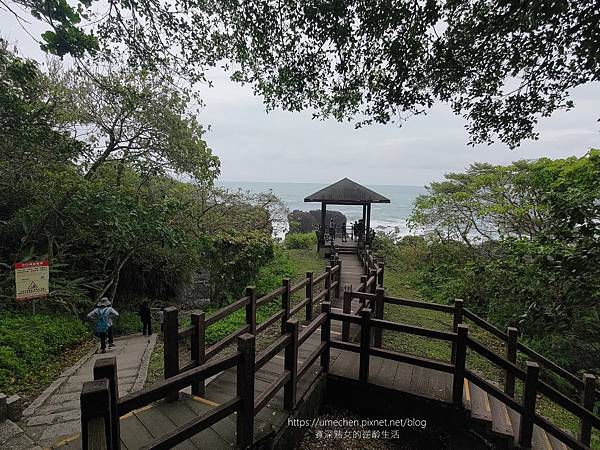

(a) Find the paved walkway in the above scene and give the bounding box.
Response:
[19,333,157,449]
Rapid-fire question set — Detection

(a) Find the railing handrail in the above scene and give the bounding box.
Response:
[344,288,600,402]
[83,301,333,450]
[173,260,340,370]
[463,308,600,399]
[329,303,599,450]
[119,351,241,416]
[84,247,597,450]
[83,282,598,450]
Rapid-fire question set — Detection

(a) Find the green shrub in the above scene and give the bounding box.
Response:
[0,314,89,394]
[111,310,161,335]
[201,244,322,346]
[285,232,317,249]
[254,245,295,294]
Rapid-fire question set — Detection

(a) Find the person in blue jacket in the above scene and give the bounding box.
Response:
[87,297,119,353]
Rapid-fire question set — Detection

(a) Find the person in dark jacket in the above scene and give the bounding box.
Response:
[139,301,152,336]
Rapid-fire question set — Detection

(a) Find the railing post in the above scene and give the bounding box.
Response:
[236,333,255,449]
[579,373,597,446]
[284,319,300,410]
[505,327,518,397]
[452,324,468,407]
[81,380,113,450]
[359,308,371,383]
[342,290,352,342]
[451,299,464,363]
[93,357,119,450]
[325,266,332,302]
[163,306,179,402]
[369,269,377,294]
[245,286,257,335]
[191,311,206,396]
[335,259,342,298]
[519,362,540,449]
[281,278,291,334]
[329,250,337,268]
[320,302,331,373]
[378,262,385,287]
[305,271,314,321]
[374,288,384,348]
[360,275,367,293]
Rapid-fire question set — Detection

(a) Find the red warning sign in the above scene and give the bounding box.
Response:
[15,261,49,301]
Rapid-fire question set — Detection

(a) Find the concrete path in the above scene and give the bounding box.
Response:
[19,333,157,449]
[0,419,42,450]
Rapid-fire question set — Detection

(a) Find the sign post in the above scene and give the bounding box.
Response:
[15,261,49,303]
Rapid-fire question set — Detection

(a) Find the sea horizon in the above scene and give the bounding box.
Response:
[216,180,427,236]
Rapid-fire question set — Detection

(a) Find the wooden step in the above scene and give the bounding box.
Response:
[546,430,570,450]
[506,406,521,448]
[488,394,514,440]
[533,424,555,450]
[505,406,556,450]
[463,379,472,410]
[468,381,493,426]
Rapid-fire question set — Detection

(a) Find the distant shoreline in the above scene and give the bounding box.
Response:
[216,181,422,237]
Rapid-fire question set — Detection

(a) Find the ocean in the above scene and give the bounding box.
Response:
[216,181,426,236]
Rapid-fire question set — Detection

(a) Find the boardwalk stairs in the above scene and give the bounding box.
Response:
[67,239,598,450]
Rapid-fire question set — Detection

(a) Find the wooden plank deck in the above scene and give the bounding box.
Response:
[63,247,572,450]
[329,239,364,340]
[60,329,339,450]
[330,349,566,450]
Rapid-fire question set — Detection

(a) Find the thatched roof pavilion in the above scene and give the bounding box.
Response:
[304,178,390,244]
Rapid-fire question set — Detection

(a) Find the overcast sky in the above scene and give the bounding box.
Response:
[3,11,600,186]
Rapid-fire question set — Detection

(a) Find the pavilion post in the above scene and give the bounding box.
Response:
[320,202,326,245]
[366,203,371,236]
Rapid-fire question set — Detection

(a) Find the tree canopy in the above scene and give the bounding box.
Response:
[4,0,599,147]
[0,44,282,310]
[404,151,600,371]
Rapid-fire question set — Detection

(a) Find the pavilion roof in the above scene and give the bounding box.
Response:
[304,178,390,205]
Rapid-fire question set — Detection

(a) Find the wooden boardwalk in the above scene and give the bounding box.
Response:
[68,242,594,450]
[327,237,363,339]
[326,243,572,450]
[330,350,569,450]
[61,331,339,450]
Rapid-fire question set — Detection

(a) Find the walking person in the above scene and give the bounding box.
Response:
[87,297,119,353]
[139,301,152,336]
[341,222,347,242]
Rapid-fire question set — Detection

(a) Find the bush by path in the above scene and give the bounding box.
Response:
[0,313,90,397]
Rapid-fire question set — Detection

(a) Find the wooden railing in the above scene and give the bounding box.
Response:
[337,289,600,450]
[340,245,384,341]
[159,260,342,397]
[81,247,598,450]
[80,301,333,450]
[80,263,342,450]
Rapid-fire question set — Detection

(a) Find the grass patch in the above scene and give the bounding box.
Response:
[381,262,600,449]
[111,310,160,336]
[0,313,92,399]
[284,232,317,249]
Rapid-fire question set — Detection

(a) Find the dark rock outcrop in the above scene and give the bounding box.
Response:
[288,210,347,233]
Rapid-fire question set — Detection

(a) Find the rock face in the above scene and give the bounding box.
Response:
[288,210,347,233]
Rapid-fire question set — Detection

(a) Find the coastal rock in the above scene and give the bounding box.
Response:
[288,210,347,233]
